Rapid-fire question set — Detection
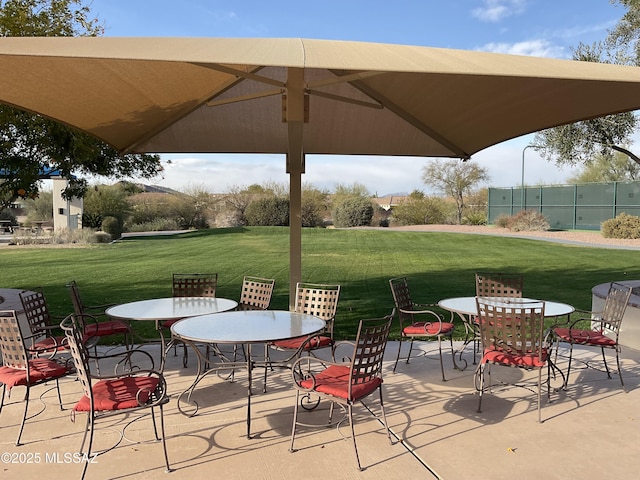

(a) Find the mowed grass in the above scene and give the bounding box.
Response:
[2,226,638,341]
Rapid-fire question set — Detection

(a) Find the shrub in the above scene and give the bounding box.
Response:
[127,218,181,232]
[245,197,290,226]
[101,216,122,239]
[602,213,640,239]
[494,214,511,228]
[332,197,374,228]
[462,211,487,226]
[506,210,549,232]
[391,195,448,226]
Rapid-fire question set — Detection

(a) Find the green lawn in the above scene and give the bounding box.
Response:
[2,226,637,341]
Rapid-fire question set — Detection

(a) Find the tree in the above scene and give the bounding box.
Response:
[0,0,163,210]
[24,189,53,222]
[567,151,640,183]
[245,196,290,226]
[391,190,449,226]
[82,183,131,229]
[301,184,328,227]
[332,196,374,227]
[533,4,640,169]
[422,159,489,224]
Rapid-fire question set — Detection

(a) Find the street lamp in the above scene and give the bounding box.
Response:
[521,144,535,211]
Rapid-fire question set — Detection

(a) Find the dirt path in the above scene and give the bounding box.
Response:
[376,224,640,250]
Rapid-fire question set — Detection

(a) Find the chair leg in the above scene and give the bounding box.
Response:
[159,404,172,473]
[289,391,301,453]
[347,404,363,471]
[378,387,392,445]
[537,367,542,423]
[565,343,574,388]
[15,386,30,446]
[601,346,612,379]
[405,337,414,365]
[392,337,404,372]
[615,346,625,388]
[81,414,96,480]
[476,362,485,413]
[437,337,446,382]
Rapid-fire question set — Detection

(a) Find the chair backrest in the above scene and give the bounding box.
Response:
[476,298,545,358]
[349,315,393,394]
[0,310,29,370]
[475,273,524,298]
[60,314,93,401]
[66,280,85,316]
[172,273,217,297]
[238,276,275,310]
[294,282,340,321]
[389,276,412,310]
[19,289,54,336]
[600,282,633,334]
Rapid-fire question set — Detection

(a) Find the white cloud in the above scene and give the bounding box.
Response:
[477,39,565,58]
[472,0,527,23]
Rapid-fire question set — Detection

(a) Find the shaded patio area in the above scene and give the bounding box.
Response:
[1,340,638,479]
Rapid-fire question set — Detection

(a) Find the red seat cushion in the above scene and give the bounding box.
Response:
[74,376,160,412]
[31,336,68,353]
[84,321,129,338]
[0,358,69,391]
[554,328,616,347]
[272,335,332,350]
[299,365,381,401]
[482,347,548,368]
[161,319,178,329]
[403,322,454,336]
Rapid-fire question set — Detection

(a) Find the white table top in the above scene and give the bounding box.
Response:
[106,297,238,321]
[171,310,326,344]
[438,296,574,317]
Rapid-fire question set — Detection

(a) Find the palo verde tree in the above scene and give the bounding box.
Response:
[0,0,162,210]
[422,159,489,224]
[533,0,640,173]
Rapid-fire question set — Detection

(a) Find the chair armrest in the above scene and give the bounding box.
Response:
[88,348,157,377]
[290,355,347,391]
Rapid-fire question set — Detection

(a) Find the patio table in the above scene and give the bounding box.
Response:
[438,296,574,370]
[171,309,325,439]
[106,296,238,370]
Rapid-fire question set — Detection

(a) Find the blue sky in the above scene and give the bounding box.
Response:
[87,0,627,195]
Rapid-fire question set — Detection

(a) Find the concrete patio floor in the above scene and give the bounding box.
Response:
[1,340,639,480]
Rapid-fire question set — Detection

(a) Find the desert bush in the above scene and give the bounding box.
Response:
[506,210,549,232]
[332,196,374,228]
[101,216,122,239]
[494,214,511,228]
[128,218,181,232]
[245,197,290,226]
[602,212,640,239]
[462,211,487,225]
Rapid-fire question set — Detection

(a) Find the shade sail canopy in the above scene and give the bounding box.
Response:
[1,37,640,158]
[2,37,640,304]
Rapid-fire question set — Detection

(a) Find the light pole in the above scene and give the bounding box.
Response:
[521,145,534,211]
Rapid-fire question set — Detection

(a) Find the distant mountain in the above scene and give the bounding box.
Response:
[378,192,408,197]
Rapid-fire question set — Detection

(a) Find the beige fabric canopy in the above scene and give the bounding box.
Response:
[1,37,640,303]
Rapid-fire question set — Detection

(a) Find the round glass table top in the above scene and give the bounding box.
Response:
[438,296,574,317]
[171,310,326,344]
[106,297,238,321]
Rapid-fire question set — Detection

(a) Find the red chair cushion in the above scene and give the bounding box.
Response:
[74,376,160,412]
[403,322,455,336]
[299,365,382,402]
[272,335,332,350]
[0,358,69,391]
[554,328,616,347]
[31,336,68,353]
[84,321,129,338]
[161,319,177,329]
[482,347,548,368]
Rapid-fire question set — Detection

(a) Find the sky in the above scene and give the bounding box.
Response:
[86,0,629,195]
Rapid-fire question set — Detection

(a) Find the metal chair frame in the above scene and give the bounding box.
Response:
[289,315,394,471]
[475,298,549,423]
[552,281,632,388]
[61,314,171,479]
[389,276,454,381]
[0,310,72,445]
